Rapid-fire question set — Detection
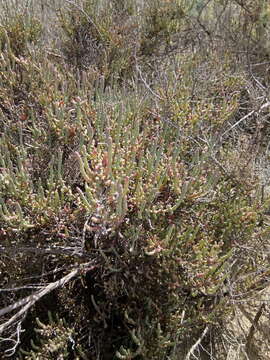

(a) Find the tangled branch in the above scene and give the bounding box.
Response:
[0,262,95,335]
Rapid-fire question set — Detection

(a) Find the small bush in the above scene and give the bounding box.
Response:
[0,1,270,359]
[0,13,41,57]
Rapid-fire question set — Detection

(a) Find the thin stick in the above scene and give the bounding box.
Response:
[184,326,209,360]
[222,101,270,137]
[0,268,80,334]
[246,304,265,356]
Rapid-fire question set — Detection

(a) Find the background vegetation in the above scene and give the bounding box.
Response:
[0,0,270,359]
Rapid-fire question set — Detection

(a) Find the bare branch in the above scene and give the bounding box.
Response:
[0,285,43,292]
[0,264,94,335]
[222,101,270,137]
[0,323,23,357]
[184,326,209,360]
[135,64,164,101]
[0,245,85,257]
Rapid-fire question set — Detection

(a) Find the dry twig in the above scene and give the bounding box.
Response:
[184,326,209,360]
[0,262,95,335]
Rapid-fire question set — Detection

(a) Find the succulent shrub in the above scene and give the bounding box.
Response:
[57,0,192,86]
[19,312,74,360]
[58,0,138,82]
[0,1,270,359]
[0,13,41,57]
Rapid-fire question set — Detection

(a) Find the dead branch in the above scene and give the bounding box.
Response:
[0,263,94,335]
[246,303,265,356]
[184,326,209,360]
[0,245,86,257]
[222,101,270,137]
